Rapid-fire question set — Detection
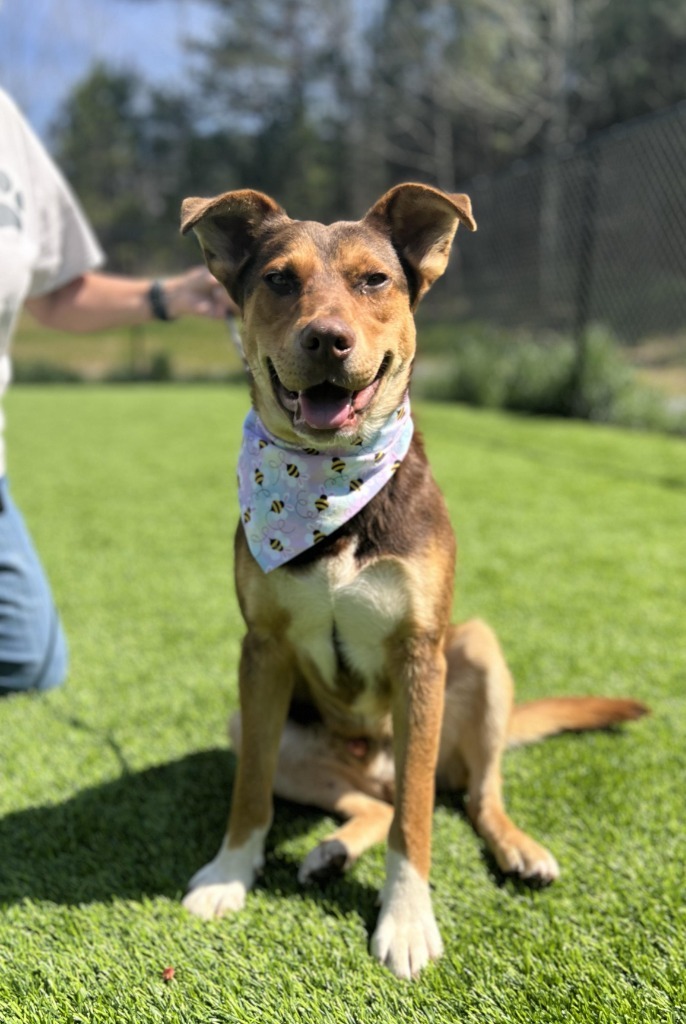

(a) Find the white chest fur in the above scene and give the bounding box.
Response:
[271,543,410,700]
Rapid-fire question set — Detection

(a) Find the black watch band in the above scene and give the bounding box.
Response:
[148,280,174,321]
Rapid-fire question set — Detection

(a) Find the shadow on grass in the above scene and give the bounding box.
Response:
[0,748,379,926]
[0,743,589,921]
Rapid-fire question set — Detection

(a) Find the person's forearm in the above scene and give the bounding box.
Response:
[24,267,236,332]
[24,274,156,332]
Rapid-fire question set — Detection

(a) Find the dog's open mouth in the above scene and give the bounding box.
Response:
[269,357,390,431]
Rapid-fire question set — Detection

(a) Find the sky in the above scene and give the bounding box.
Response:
[0,0,214,144]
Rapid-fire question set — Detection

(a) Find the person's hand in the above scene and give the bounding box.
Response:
[162,266,239,319]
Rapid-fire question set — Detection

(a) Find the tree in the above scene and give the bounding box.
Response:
[365,0,573,188]
[50,63,244,271]
[50,0,686,268]
[51,65,149,271]
[569,0,686,138]
[186,0,350,218]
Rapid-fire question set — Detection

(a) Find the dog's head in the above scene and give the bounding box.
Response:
[181,184,475,447]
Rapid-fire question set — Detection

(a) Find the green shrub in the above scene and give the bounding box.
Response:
[148,351,173,382]
[500,337,575,415]
[415,321,684,432]
[104,350,174,383]
[563,326,634,420]
[12,361,84,384]
[443,341,511,408]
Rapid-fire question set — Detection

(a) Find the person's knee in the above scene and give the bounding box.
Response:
[0,478,69,696]
[0,613,69,695]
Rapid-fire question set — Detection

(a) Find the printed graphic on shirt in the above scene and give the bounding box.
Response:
[0,170,24,232]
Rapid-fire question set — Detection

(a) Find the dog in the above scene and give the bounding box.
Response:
[178,183,647,979]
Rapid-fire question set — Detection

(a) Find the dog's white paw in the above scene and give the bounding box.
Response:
[371,904,443,980]
[371,851,444,980]
[182,828,268,920]
[182,879,248,919]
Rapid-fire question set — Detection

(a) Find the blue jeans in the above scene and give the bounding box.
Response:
[0,477,68,694]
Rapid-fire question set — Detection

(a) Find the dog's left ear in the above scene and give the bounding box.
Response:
[364,183,476,306]
[180,189,286,303]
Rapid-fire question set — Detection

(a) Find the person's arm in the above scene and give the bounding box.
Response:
[24,266,237,332]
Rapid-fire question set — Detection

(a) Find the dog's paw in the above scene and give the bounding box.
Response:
[298,840,349,886]
[182,829,268,920]
[370,852,443,980]
[182,879,248,919]
[371,904,443,980]
[492,834,560,884]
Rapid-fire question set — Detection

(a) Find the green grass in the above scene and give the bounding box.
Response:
[0,386,684,1023]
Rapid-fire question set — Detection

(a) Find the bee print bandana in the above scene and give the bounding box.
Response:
[237,398,414,572]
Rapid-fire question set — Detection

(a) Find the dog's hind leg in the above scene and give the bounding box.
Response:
[296,789,395,885]
[231,714,395,884]
[438,619,560,883]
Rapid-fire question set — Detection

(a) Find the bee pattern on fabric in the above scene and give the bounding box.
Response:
[236,398,414,571]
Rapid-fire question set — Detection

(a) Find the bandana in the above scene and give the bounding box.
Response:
[237,398,414,572]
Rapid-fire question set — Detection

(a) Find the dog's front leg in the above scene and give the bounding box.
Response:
[371,638,446,979]
[183,630,295,920]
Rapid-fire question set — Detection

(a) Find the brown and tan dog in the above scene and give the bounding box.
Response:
[179,184,647,979]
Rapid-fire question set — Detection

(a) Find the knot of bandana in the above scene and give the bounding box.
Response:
[237,398,414,572]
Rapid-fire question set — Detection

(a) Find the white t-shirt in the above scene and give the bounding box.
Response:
[0,88,104,475]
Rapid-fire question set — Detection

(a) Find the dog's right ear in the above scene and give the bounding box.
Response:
[180,189,286,303]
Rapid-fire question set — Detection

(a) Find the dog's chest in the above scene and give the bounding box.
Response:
[275,543,409,708]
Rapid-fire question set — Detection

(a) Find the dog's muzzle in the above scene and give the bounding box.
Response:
[269,354,391,432]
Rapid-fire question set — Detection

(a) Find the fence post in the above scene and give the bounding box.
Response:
[129,324,145,380]
[570,143,601,413]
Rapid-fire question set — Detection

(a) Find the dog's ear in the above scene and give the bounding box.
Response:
[363,183,476,306]
[180,189,286,303]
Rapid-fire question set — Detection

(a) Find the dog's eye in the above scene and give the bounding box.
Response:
[264,271,298,296]
[362,273,389,291]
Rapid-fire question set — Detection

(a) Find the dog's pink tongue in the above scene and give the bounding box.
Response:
[299,387,353,430]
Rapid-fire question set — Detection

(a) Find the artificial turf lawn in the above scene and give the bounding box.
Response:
[0,386,683,1023]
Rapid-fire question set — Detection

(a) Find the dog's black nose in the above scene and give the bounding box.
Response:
[299,318,356,361]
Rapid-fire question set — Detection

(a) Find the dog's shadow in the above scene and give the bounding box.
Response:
[0,748,379,923]
[0,746,570,920]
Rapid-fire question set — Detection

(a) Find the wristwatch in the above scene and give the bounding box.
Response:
[147,280,174,321]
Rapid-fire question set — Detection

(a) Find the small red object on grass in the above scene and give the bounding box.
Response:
[162,966,175,982]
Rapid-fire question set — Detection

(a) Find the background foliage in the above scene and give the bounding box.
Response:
[48,0,686,273]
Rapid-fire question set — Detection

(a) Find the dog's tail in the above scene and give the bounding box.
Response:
[507,696,649,748]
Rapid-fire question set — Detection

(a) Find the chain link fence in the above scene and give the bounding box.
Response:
[447,103,686,347]
[14,102,686,388]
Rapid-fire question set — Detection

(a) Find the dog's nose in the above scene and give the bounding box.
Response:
[299,318,356,361]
